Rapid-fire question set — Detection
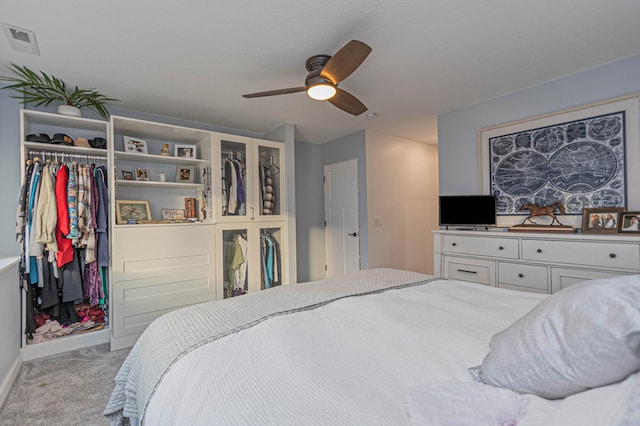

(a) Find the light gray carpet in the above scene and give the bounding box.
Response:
[0,343,130,426]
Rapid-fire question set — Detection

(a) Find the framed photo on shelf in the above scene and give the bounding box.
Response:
[618,211,640,233]
[115,200,152,224]
[121,170,134,181]
[135,168,149,181]
[123,135,148,154]
[581,207,625,234]
[161,209,185,220]
[185,197,196,218]
[176,166,194,183]
[175,144,196,158]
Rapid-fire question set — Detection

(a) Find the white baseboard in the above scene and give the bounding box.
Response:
[22,328,110,361]
[109,333,139,351]
[0,351,23,408]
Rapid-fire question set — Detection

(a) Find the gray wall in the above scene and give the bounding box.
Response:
[294,141,324,281]
[321,130,369,270]
[0,94,22,256]
[438,53,640,195]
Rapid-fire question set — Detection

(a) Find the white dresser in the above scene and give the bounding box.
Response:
[433,230,640,293]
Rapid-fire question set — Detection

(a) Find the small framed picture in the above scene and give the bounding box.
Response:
[115,200,151,224]
[618,211,640,233]
[161,209,185,220]
[176,166,194,183]
[135,168,149,181]
[581,207,626,233]
[175,144,197,158]
[123,136,148,154]
[184,197,197,218]
[121,170,134,181]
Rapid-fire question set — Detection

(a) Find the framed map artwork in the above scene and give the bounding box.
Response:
[479,95,640,227]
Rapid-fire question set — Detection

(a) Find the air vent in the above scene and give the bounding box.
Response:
[2,23,40,55]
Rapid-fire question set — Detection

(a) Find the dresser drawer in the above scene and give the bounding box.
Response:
[442,235,519,259]
[498,262,548,291]
[550,268,632,293]
[444,256,495,285]
[498,283,548,294]
[522,239,640,270]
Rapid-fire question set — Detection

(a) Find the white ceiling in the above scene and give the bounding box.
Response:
[2,1,640,144]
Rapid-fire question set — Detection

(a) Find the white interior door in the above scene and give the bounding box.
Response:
[324,159,360,277]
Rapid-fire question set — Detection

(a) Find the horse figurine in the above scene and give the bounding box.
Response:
[519,201,566,225]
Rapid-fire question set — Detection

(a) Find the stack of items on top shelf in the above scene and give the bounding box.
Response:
[17,155,110,344]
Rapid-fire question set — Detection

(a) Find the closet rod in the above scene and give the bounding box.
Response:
[27,150,106,162]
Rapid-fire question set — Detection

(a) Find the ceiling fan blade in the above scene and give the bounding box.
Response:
[242,87,306,98]
[320,40,372,84]
[328,88,367,116]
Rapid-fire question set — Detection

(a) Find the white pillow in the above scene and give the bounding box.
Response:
[470,274,640,399]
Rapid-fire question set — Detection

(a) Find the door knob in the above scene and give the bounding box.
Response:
[348,232,358,237]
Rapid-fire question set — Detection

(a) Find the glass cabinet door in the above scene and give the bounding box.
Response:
[219,138,252,219]
[259,226,284,290]
[221,228,249,298]
[256,141,284,219]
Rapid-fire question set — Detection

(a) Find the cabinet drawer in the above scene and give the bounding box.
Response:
[498,283,548,294]
[443,235,518,259]
[550,268,632,293]
[522,239,640,270]
[444,256,495,285]
[498,262,548,291]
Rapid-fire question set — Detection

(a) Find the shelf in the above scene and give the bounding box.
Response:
[115,179,204,189]
[113,221,212,228]
[115,150,208,165]
[24,141,108,157]
[23,109,108,132]
[111,115,211,144]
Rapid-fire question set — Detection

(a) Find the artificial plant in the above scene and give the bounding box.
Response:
[0,63,118,118]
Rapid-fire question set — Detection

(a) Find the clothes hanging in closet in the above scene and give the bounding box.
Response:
[16,158,109,339]
[222,233,248,298]
[259,164,275,215]
[260,233,280,289]
[222,156,246,216]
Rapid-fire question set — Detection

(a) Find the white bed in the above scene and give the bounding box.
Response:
[104,268,640,425]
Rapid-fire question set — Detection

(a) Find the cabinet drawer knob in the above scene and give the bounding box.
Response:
[498,246,504,250]
[452,242,457,246]
[609,253,617,258]
[456,269,477,274]
[536,248,543,253]
[518,273,524,278]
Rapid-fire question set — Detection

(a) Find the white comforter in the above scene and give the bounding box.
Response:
[144,275,546,425]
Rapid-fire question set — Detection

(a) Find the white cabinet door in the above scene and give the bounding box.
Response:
[213,134,286,223]
[215,222,287,300]
[214,134,254,222]
[253,139,285,221]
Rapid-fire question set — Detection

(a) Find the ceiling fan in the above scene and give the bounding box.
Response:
[242,40,372,116]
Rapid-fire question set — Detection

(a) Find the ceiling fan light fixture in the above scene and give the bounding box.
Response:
[307,83,336,100]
